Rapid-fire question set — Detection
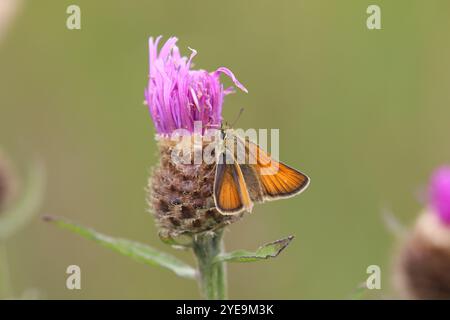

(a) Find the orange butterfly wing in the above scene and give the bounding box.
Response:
[214,150,253,214]
[245,138,310,200]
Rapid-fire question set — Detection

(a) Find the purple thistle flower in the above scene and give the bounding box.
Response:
[145,36,247,135]
[429,166,450,226]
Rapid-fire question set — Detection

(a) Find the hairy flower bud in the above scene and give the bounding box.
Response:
[394,212,450,299]
[394,167,450,299]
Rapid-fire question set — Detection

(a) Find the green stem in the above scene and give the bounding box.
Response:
[192,229,227,300]
[0,242,13,299]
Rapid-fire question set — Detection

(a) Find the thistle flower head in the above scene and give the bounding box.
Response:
[429,166,450,226]
[144,36,247,135]
[146,37,247,237]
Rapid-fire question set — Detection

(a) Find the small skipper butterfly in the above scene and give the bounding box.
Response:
[213,127,310,215]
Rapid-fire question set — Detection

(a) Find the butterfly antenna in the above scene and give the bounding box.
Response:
[230,107,244,128]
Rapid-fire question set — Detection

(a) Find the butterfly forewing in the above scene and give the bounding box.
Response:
[214,149,253,214]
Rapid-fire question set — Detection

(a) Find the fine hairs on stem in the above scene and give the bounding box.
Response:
[192,229,227,299]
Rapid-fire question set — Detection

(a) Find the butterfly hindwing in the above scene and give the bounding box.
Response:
[238,164,264,202]
[238,134,310,200]
[257,159,310,199]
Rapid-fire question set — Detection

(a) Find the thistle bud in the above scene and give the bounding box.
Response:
[145,37,247,237]
[394,167,450,299]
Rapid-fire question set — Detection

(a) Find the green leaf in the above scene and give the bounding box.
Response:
[43,216,197,280]
[158,232,193,250]
[213,235,294,263]
[0,160,45,240]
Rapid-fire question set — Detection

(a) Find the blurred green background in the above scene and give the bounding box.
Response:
[1,0,450,299]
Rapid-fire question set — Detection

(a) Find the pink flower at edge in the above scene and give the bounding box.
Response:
[430,166,450,226]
